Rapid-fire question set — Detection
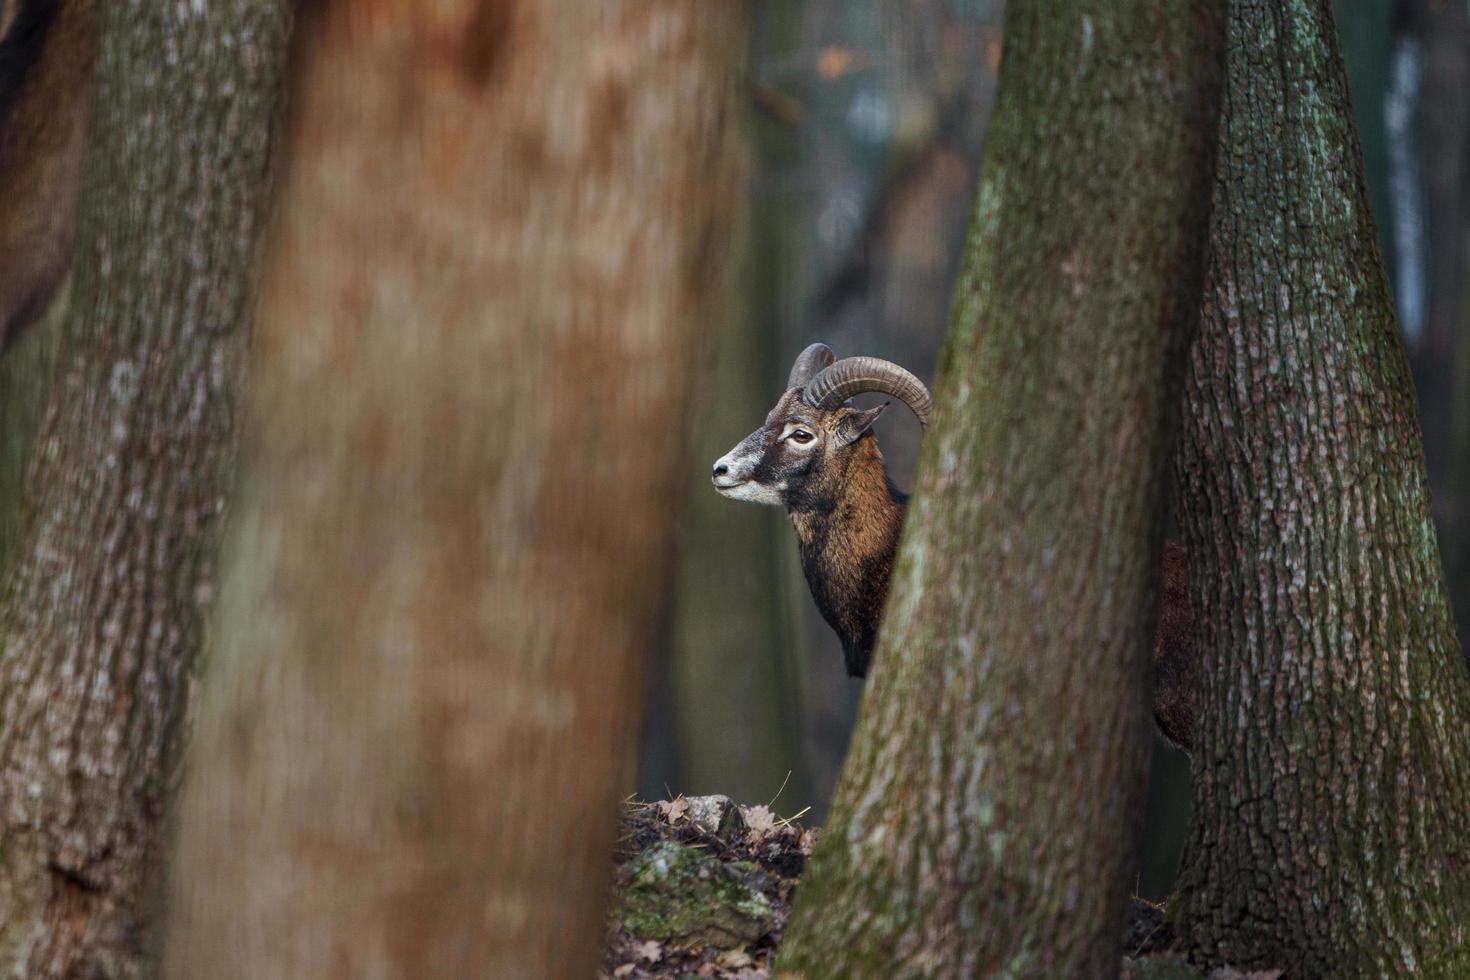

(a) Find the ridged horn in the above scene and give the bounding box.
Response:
[787,342,836,390]
[803,356,932,426]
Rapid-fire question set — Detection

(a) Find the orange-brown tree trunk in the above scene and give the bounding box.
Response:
[164,3,747,977]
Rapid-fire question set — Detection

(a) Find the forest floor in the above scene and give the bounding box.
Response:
[600,796,1281,980]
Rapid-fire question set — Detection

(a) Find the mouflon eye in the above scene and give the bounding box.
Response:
[789,429,814,444]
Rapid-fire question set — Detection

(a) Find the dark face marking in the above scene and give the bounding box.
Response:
[711,389,884,509]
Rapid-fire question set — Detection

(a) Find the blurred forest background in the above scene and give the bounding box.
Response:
[642,0,1470,901]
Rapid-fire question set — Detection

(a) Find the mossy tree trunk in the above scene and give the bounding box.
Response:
[1169,1,1470,975]
[775,1,1225,976]
[0,0,289,975]
[164,3,747,977]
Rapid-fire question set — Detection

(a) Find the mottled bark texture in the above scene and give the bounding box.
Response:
[0,0,289,976]
[1170,1,1470,976]
[775,2,1225,976]
[163,3,746,978]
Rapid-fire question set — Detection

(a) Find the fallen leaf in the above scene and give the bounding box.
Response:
[613,964,635,978]
[655,797,690,825]
[717,948,754,969]
[741,804,778,837]
[631,939,663,963]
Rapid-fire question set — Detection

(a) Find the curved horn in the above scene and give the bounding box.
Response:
[787,343,836,390]
[803,356,932,426]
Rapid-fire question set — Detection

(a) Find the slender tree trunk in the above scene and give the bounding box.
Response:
[0,0,289,975]
[0,293,64,569]
[164,4,747,977]
[669,255,807,805]
[1405,0,1470,641]
[1332,0,1396,276]
[662,0,806,805]
[1170,1,1470,975]
[775,2,1225,975]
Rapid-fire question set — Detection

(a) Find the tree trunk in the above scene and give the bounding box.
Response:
[163,3,747,978]
[0,292,64,569]
[1403,0,1470,643]
[1170,1,1470,975]
[1332,0,1396,278]
[660,0,807,807]
[668,253,807,806]
[0,0,289,975]
[775,1,1225,975]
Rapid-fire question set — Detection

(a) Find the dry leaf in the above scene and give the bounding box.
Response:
[717,948,754,969]
[655,797,690,825]
[613,964,635,978]
[742,804,778,837]
[631,939,663,963]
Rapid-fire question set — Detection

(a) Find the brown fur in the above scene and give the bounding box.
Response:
[0,0,95,351]
[788,432,905,677]
[720,370,1199,748]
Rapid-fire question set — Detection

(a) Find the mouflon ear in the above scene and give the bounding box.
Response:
[835,402,886,446]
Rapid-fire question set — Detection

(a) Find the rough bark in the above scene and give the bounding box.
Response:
[0,0,289,975]
[775,1,1225,976]
[1170,1,1470,975]
[163,3,747,978]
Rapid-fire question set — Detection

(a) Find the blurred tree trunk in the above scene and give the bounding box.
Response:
[1405,0,1470,640]
[662,0,807,807]
[1170,1,1470,975]
[0,0,289,974]
[1333,0,1396,275]
[0,294,64,569]
[164,3,746,978]
[1407,0,1468,372]
[776,0,1225,974]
